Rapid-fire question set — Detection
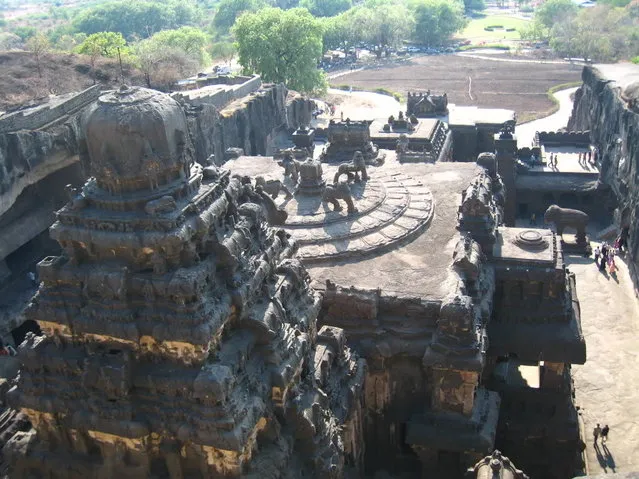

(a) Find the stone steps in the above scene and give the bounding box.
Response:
[285,172,434,264]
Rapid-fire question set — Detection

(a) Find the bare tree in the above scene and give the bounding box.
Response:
[25,33,50,78]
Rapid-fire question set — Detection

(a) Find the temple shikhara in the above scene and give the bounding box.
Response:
[4,64,631,479]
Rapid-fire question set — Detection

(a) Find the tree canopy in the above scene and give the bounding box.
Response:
[299,0,352,17]
[213,0,265,32]
[534,0,579,29]
[72,0,200,39]
[411,0,466,46]
[233,7,325,92]
[76,31,127,59]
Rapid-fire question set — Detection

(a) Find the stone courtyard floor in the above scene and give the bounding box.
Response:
[566,246,639,476]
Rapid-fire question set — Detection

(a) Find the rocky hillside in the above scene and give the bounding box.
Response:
[0,51,145,111]
[568,63,639,278]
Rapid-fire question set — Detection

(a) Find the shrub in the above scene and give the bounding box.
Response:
[459,43,510,51]
[506,28,516,32]
[632,56,639,64]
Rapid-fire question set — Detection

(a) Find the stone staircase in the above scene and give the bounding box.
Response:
[282,171,434,264]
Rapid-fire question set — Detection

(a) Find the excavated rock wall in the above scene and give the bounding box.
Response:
[184,83,313,165]
[568,65,639,277]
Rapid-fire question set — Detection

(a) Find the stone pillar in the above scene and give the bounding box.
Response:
[432,368,478,416]
[540,361,565,390]
[495,132,517,226]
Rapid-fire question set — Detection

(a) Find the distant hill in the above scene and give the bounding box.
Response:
[0,50,145,111]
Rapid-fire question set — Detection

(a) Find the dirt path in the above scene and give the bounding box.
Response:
[516,87,578,146]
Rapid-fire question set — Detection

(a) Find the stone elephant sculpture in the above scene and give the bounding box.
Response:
[323,182,357,214]
[544,204,589,242]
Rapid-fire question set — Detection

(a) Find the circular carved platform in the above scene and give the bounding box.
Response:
[513,229,549,250]
[276,171,434,264]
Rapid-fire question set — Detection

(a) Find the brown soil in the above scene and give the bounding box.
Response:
[330,54,583,123]
[0,51,145,111]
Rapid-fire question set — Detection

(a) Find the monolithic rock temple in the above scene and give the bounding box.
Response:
[0,63,637,479]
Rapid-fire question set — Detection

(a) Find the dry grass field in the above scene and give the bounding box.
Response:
[330,54,583,123]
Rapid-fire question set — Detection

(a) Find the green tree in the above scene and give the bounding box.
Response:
[147,27,210,67]
[299,0,352,17]
[12,26,37,41]
[213,0,265,32]
[320,8,362,52]
[76,32,127,82]
[356,4,414,57]
[26,33,50,78]
[411,0,466,46]
[210,41,236,64]
[73,1,200,39]
[462,0,485,12]
[534,0,578,29]
[233,7,325,92]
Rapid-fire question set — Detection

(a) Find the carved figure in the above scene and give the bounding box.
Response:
[278,155,301,184]
[255,176,293,199]
[333,151,368,184]
[396,134,409,155]
[65,184,87,210]
[322,182,357,214]
[145,196,177,216]
[255,186,288,226]
[544,204,589,242]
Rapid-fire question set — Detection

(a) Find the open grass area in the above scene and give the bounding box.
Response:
[458,15,530,42]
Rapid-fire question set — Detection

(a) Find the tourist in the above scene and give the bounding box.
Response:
[601,425,610,443]
[530,213,537,226]
[588,150,592,163]
[340,111,344,121]
[27,271,37,286]
[593,424,602,444]
[600,244,608,272]
[594,245,600,265]
[609,257,617,274]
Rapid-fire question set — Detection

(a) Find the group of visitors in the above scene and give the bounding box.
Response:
[593,243,618,274]
[0,340,17,357]
[548,153,559,168]
[578,150,594,168]
[593,424,610,445]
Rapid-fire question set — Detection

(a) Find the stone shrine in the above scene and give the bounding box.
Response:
[321,119,381,163]
[4,86,366,478]
[407,91,449,117]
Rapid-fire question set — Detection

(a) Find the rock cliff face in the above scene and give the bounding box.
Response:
[568,64,639,275]
[184,84,313,165]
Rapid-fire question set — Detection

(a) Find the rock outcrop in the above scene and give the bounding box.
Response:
[568,64,639,276]
[184,84,313,166]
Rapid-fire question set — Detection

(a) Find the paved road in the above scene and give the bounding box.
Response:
[568,248,639,476]
[516,87,579,147]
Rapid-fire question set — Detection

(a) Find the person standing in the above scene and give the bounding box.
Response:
[594,245,601,266]
[601,425,610,443]
[593,424,602,444]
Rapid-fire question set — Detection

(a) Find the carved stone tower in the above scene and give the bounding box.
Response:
[495,129,517,226]
[5,86,365,478]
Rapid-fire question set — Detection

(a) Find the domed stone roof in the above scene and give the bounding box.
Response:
[85,85,190,193]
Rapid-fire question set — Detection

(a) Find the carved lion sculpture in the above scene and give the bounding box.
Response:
[544,204,589,242]
[255,176,293,199]
[323,182,357,214]
[333,151,368,184]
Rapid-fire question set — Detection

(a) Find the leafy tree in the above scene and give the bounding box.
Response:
[213,0,265,32]
[26,33,50,78]
[134,38,201,89]
[320,8,362,52]
[299,0,352,17]
[534,0,578,29]
[357,4,414,57]
[76,32,127,82]
[73,1,200,40]
[411,0,466,46]
[233,7,325,92]
[210,41,236,64]
[549,5,636,61]
[12,26,37,41]
[147,27,210,67]
[462,0,485,12]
